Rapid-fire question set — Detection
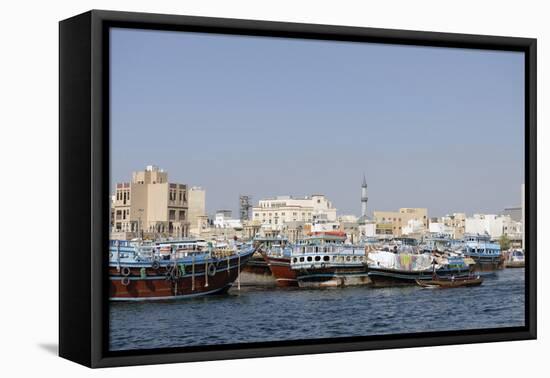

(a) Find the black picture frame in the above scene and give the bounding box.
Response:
[59,9,537,368]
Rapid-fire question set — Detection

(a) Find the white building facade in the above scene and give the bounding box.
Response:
[358,221,377,238]
[213,210,243,229]
[428,222,455,238]
[252,194,337,230]
[465,214,522,240]
[402,219,426,236]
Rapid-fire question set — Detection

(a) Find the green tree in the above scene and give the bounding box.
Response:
[499,234,511,250]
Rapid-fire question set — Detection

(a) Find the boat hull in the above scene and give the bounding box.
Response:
[504,261,525,268]
[296,266,370,288]
[466,255,504,271]
[263,254,298,287]
[368,267,470,288]
[415,276,483,288]
[109,251,253,301]
[239,252,276,286]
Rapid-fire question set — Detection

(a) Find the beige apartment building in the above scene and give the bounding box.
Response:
[111,165,189,239]
[373,208,428,236]
[442,213,466,239]
[187,186,207,235]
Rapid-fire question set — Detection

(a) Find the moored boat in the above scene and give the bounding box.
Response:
[109,239,255,300]
[290,232,370,288]
[259,236,297,287]
[237,237,278,286]
[415,274,483,288]
[461,233,503,271]
[504,249,525,268]
[367,251,472,287]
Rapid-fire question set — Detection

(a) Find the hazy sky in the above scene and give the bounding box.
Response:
[110,28,524,218]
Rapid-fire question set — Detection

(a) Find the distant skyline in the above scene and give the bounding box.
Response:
[110,28,525,218]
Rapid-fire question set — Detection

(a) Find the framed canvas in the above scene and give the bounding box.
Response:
[59,10,537,368]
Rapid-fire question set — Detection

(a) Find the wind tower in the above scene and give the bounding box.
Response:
[361,175,368,220]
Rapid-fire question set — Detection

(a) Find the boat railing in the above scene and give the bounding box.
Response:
[110,239,252,264]
[293,244,367,255]
[290,252,368,268]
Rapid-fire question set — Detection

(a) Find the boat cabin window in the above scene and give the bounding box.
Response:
[299,257,304,262]
[323,256,330,262]
[314,256,321,261]
[307,256,312,262]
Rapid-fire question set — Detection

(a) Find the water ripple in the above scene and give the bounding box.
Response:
[110,268,525,351]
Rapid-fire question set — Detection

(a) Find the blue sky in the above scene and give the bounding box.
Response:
[110,28,524,218]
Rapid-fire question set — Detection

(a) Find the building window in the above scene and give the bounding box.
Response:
[169,210,176,220]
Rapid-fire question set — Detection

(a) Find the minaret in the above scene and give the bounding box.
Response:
[361,174,368,220]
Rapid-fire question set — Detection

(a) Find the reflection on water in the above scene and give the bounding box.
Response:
[110,268,525,351]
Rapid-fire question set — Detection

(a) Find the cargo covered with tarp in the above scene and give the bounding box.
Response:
[367,251,434,271]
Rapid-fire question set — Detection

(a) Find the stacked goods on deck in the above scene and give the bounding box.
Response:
[109,239,255,300]
[367,251,472,287]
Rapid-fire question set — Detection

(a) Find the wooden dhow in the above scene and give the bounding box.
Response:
[461,233,504,271]
[109,239,255,301]
[415,274,484,288]
[258,236,297,287]
[290,232,370,288]
[367,251,473,287]
[503,249,525,268]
